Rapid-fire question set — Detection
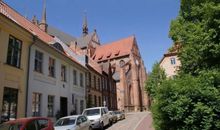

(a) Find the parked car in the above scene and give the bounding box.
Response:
[0,117,54,130]
[114,111,125,120]
[54,115,91,130]
[82,107,110,129]
[108,111,117,124]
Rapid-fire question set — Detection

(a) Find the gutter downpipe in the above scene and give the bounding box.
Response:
[25,35,36,117]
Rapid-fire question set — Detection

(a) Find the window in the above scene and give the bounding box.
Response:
[88,73,91,86]
[170,57,176,65]
[98,78,100,90]
[80,73,83,87]
[94,95,97,107]
[80,100,84,114]
[7,36,22,68]
[48,95,54,117]
[61,65,66,81]
[38,119,48,129]
[48,57,55,77]
[73,70,77,85]
[25,120,37,130]
[99,96,101,106]
[94,76,96,89]
[32,93,41,116]
[34,50,43,73]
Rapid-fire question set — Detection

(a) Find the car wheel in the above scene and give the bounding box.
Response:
[109,119,112,126]
[100,122,104,130]
[89,126,93,130]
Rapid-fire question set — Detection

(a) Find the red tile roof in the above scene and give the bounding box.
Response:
[94,36,135,61]
[0,1,53,43]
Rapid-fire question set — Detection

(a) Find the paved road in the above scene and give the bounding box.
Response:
[106,112,154,130]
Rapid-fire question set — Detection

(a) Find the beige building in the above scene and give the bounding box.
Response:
[160,43,181,77]
[0,1,34,122]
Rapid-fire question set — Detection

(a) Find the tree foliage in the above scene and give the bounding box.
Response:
[169,0,220,75]
[153,72,220,130]
[145,62,166,99]
[150,0,220,129]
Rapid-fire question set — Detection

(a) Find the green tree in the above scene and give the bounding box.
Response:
[153,72,220,130]
[145,62,166,100]
[169,0,220,75]
[151,0,220,129]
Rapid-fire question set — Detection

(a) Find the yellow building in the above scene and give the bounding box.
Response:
[0,1,53,122]
[0,7,32,122]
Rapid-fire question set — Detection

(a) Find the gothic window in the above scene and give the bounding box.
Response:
[7,35,22,68]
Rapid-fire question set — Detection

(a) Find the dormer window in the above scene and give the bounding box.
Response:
[106,52,111,58]
[98,55,103,60]
[114,50,120,56]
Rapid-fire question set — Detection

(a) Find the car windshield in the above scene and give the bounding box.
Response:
[55,117,76,126]
[83,109,100,116]
[0,123,22,130]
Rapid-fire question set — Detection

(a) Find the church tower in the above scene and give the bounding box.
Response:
[82,12,88,36]
[39,0,48,32]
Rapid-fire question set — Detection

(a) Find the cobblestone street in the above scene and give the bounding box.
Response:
[106,112,154,130]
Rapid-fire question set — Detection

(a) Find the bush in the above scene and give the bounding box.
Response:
[152,72,220,130]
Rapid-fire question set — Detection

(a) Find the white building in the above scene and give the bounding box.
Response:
[26,38,87,120]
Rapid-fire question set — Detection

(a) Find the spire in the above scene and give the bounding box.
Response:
[32,15,38,25]
[82,11,88,36]
[39,0,47,32]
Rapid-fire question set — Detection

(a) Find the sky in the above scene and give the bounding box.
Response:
[4,0,180,72]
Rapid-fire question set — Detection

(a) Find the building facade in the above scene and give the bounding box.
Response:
[160,42,181,77]
[0,5,32,122]
[93,36,149,112]
[27,39,87,119]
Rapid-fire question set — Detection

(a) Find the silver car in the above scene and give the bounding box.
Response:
[114,111,125,120]
[54,115,92,130]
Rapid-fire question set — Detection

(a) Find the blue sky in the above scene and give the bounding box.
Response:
[4,0,180,72]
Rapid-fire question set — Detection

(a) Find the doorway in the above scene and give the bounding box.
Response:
[60,97,67,117]
[1,87,18,122]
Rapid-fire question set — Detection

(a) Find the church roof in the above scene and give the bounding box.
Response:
[48,26,77,46]
[0,1,53,43]
[76,32,95,48]
[93,36,135,61]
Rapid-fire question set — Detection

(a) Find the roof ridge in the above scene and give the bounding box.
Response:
[99,35,135,47]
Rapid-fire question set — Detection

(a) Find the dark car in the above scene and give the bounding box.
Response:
[0,117,54,130]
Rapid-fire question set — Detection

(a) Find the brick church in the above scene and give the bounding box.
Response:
[33,1,149,112]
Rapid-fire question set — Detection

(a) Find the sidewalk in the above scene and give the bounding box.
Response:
[135,112,154,130]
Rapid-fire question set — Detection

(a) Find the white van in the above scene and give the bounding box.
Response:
[82,107,110,129]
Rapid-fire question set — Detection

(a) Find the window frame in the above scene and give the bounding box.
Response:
[6,35,22,68]
[32,93,41,116]
[61,65,66,82]
[48,57,55,77]
[34,50,43,73]
[47,95,54,117]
